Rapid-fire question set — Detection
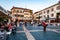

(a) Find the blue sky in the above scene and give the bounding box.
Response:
[0,0,59,12]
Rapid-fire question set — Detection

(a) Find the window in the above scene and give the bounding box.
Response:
[17,10,19,12]
[39,12,42,15]
[24,10,28,12]
[44,15,46,18]
[47,10,49,13]
[51,14,54,17]
[51,8,54,12]
[15,14,19,17]
[40,16,42,18]
[47,15,49,19]
[40,12,42,14]
[56,6,60,10]
[20,10,22,13]
[15,14,17,16]
[15,14,24,17]
[13,10,15,12]
[44,11,45,13]
[20,15,24,17]
[37,17,40,19]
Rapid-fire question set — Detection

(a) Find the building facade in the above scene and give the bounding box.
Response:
[11,7,33,22]
[34,1,60,23]
[0,6,12,23]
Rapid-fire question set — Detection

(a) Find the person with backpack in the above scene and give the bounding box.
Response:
[42,21,47,32]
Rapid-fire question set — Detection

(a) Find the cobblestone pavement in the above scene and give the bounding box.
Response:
[6,23,60,40]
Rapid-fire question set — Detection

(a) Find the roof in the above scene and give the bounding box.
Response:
[11,6,33,11]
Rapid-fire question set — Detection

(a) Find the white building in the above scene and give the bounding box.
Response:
[34,1,60,23]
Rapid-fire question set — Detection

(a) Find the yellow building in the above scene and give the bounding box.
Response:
[11,7,33,22]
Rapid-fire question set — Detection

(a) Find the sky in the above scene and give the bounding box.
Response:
[0,0,59,12]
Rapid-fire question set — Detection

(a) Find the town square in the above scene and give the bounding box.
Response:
[0,0,60,40]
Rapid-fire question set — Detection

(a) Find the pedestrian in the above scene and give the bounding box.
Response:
[1,23,5,30]
[42,21,47,32]
[12,23,16,34]
[4,24,9,32]
[8,23,12,31]
[14,19,18,27]
[25,22,27,26]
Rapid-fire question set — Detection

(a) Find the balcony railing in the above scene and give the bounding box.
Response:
[17,17,32,20]
[56,10,60,13]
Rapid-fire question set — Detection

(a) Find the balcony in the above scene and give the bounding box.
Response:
[17,17,32,20]
[56,10,60,13]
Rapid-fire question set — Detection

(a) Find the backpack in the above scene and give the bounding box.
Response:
[42,22,47,27]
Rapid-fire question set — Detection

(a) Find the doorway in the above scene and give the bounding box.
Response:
[56,13,60,23]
